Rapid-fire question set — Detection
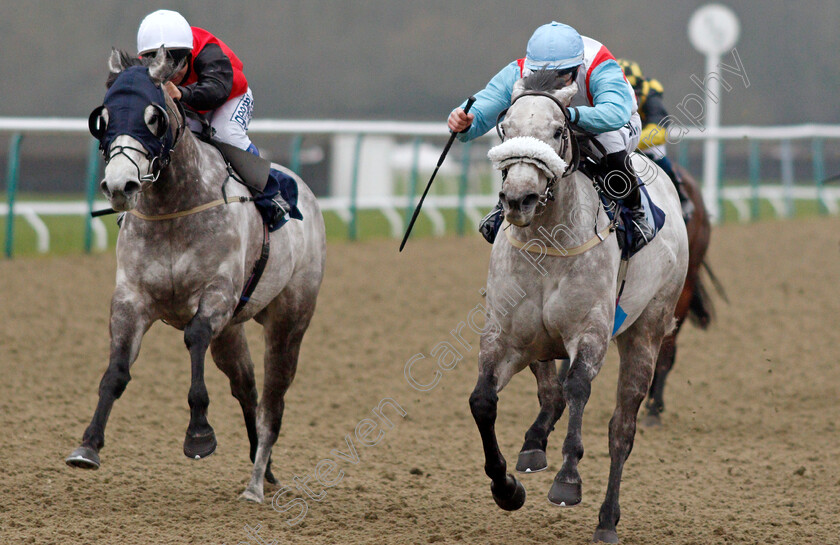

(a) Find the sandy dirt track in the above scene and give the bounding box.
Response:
[1,217,839,545]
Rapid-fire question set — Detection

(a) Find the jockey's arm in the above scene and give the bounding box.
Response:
[453,63,519,142]
[568,61,634,133]
[638,91,668,151]
[178,43,234,111]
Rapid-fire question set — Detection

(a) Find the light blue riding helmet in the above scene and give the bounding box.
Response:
[524,22,584,71]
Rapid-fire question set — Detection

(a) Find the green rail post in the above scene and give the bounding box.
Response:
[84,138,102,253]
[289,134,303,175]
[677,140,688,171]
[4,133,24,259]
[456,141,472,236]
[780,139,794,218]
[812,138,827,215]
[404,137,422,227]
[749,139,760,221]
[717,140,725,222]
[348,134,363,241]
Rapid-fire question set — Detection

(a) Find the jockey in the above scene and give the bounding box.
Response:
[137,10,294,230]
[449,22,654,252]
[137,9,257,155]
[617,59,693,219]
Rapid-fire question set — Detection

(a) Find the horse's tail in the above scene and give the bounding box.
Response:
[687,260,728,329]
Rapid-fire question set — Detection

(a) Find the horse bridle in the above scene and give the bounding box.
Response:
[494,90,581,210]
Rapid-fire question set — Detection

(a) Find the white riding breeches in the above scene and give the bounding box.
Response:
[594,112,642,156]
[185,87,255,151]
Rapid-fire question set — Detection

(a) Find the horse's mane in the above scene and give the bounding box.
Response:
[105,49,184,88]
[522,68,564,93]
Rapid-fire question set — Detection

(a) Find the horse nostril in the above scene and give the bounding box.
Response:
[522,193,540,209]
[99,180,111,198]
[498,191,507,205]
[123,180,141,196]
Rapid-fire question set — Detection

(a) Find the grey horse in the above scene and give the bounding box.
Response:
[65,49,326,504]
[468,71,688,543]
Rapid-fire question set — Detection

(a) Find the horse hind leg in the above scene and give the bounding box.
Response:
[594,315,662,543]
[469,369,527,511]
[516,359,566,474]
[643,332,677,427]
[241,300,313,503]
[209,324,276,484]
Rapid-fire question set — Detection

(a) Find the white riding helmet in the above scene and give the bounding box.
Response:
[137,9,194,55]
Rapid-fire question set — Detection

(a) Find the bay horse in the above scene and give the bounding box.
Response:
[469,71,688,543]
[65,48,326,504]
[643,164,721,425]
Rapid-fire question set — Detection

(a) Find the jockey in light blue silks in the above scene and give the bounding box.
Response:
[449,22,655,252]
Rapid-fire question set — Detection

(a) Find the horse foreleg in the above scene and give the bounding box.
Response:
[66,295,150,469]
[469,369,526,511]
[594,329,658,544]
[183,292,234,459]
[516,359,566,473]
[210,324,273,482]
[549,334,608,507]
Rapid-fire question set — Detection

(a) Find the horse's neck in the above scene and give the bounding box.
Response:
[136,132,218,215]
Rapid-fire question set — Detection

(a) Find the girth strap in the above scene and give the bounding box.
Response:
[233,222,271,317]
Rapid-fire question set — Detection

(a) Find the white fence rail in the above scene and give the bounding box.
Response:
[1,117,839,255]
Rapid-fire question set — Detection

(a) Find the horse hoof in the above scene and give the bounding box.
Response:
[183,430,217,459]
[642,412,662,427]
[65,446,100,470]
[265,466,277,485]
[548,479,582,507]
[239,488,264,503]
[491,474,526,511]
[593,528,620,543]
[516,449,548,473]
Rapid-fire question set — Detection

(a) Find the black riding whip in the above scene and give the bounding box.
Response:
[399,96,476,252]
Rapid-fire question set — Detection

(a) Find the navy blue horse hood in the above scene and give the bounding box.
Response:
[89,66,177,164]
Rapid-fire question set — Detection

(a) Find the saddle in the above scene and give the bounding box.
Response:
[573,134,665,261]
[185,110,302,231]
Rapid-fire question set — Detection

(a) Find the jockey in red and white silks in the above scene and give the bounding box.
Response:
[137,9,257,155]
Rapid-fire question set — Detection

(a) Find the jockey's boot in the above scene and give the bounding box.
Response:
[478,200,504,243]
[255,169,293,230]
[603,151,655,254]
[653,155,694,222]
[247,142,294,230]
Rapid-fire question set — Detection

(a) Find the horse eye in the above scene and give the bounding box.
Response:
[553,128,563,139]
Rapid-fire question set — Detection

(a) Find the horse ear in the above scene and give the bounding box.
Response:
[148,46,169,84]
[511,79,526,103]
[108,48,125,74]
[554,82,579,107]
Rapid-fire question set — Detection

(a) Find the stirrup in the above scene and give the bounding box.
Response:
[479,203,503,244]
[627,207,654,253]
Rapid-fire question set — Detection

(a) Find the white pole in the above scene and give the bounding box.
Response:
[702,52,722,223]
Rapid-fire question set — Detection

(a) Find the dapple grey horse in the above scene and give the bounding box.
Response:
[468,72,688,543]
[65,49,325,504]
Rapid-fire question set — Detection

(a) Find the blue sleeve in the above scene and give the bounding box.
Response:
[454,63,520,142]
[572,60,634,133]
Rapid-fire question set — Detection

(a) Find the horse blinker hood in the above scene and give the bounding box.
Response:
[90,66,176,166]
